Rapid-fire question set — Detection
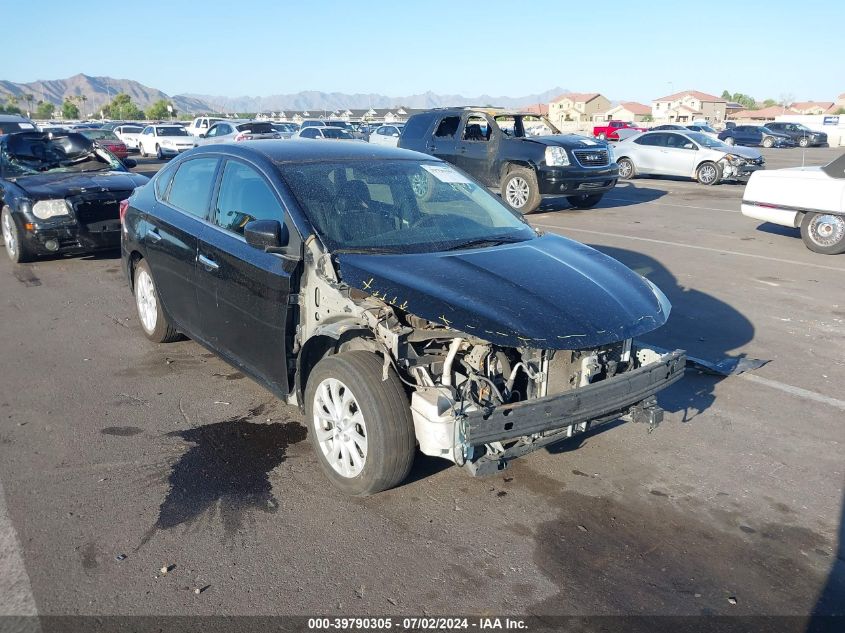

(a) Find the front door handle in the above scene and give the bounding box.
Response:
[197,253,219,271]
[146,227,162,243]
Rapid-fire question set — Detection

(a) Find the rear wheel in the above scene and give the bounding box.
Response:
[155,144,163,160]
[696,161,721,185]
[305,351,416,496]
[133,258,180,343]
[501,168,541,214]
[139,142,146,157]
[597,132,607,141]
[568,194,603,209]
[617,157,635,179]
[762,136,775,149]
[2,206,34,263]
[723,136,735,146]
[800,212,845,255]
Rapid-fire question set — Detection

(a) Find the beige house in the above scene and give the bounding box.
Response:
[596,101,651,123]
[548,92,610,126]
[651,90,727,124]
[791,101,835,115]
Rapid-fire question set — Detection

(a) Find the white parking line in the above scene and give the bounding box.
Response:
[533,225,845,273]
[740,373,845,412]
[0,479,38,618]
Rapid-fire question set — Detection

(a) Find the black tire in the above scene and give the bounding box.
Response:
[304,351,415,496]
[696,161,721,185]
[800,212,845,255]
[1,206,34,263]
[138,142,146,158]
[617,157,635,180]
[762,136,774,149]
[723,136,735,146]
[133,258,181,343]
[798,137,810,148]
[410,170,435,202]
[568,194,603,209]
[501,168,541,214]
[155,145,163,160]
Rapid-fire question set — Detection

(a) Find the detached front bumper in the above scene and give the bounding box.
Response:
[537,164,619,196]
[23,221,120,255]
[463,349,686,474]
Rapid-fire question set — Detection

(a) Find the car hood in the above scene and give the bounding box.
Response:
[524,134,608,150]
[723,145,762,159]
[13,171,148,199]
[336,234,670,349]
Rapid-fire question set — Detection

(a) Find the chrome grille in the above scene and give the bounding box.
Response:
[573,149,610,167]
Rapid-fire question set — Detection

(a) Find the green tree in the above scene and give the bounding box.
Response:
[62,99,80,119]
[833,107,845,115]
[762,98,777,108]
[721,91,757,109]
[104,93,144,119]
[146,99,174,120]
[35,101,55,119]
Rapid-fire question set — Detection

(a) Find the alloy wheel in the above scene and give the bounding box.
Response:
[505,176,530,208]
[699,164,717,184]
[312,378,368,478]
[2,211,16,259]
[135,269,158,334]
[808,214,845,248]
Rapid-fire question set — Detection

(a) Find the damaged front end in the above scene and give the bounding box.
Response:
[295,232,686,475]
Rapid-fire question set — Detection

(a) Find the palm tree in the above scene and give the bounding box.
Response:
[23,93,34,117]
[79,94,88,117]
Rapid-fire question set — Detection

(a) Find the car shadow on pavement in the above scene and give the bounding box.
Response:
[587,244,755,423]
[139,403,307,546]
[534,183,667,213]
[809,486,845,629]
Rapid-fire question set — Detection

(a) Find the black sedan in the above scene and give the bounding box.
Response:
[1,131,147,263]
[764,122,828,147]
[120,141,683,495]
[717,125,796,148]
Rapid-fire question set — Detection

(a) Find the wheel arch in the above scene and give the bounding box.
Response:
[126,249,145,293]
[498,160,534,183]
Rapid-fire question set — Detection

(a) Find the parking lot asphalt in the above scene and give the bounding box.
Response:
[0,147,843,621]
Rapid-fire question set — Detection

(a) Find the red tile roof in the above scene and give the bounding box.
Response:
[728,105,800,119]
[654,90,726,103]
[791,101,834,111]
[618,101,651,115]
[522,103,549,115]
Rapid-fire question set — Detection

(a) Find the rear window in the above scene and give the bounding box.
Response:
[122,126,143,134]
[165,158,219,218]
[401,115,432,140]
[236,122,275,134]
[0,122,36,135]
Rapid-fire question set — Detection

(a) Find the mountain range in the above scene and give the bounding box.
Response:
[0,74,567,115]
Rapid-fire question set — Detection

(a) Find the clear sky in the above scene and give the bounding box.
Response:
[4,0,842,103]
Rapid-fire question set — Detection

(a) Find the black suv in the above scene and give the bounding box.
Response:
[398,109,618,214]
[764,122,828,148]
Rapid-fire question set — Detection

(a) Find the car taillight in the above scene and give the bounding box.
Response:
[235,133,253,142]
[119,199,129,228]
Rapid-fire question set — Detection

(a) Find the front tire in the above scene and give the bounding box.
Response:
[139,142,146,158]
[696,161,721,185]
[798,137,810,148]
[568,194,603,209]
[305,351,416,496]
[501,168,541,214]
[155,145,163,160]
[762,136,774,149]
[133,258,180,343]
[617,157,635,179]
[800,212,845,255]
[723,136,735,146]
[2,206,34,263]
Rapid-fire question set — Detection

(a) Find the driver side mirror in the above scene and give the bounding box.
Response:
[199,133,206,138]
[244,219,289,253]
[683,143,695,150]
[122,158,137,169]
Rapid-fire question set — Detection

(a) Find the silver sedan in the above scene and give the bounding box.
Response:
[614,130,764,185]
[196,120,280,145]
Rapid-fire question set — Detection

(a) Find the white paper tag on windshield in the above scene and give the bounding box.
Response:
[422,164,471,184]
[579,138,597,146]
[19,123,35,129]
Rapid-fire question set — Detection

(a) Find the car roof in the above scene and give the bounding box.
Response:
[0,114,34,122]
[187,139,437,164]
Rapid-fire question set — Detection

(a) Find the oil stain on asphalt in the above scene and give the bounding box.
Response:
[140,403,307,544]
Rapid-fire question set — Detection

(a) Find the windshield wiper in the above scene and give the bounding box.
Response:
[333,247,405,255]
[442,236,527,251]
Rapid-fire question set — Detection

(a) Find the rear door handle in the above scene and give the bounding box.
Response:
[146,227,162,242]
[197,253,219,271]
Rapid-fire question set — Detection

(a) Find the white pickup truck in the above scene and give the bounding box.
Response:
[185,116,225,137]
[741,154,845,254]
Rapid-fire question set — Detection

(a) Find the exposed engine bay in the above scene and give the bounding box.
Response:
[293,236,685,474]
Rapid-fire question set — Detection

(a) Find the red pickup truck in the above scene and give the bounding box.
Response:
[593,120,647,141]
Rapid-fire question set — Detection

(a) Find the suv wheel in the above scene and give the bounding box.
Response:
[801,212,845,255]
[133,259,181,343]
[155,144,163,160]
[597,132,607,140]
[501,168,541,214]
[305,351,416,496]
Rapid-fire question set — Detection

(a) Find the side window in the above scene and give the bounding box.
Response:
[214,161,284,235]
[376,126,387,135]
[401,115,432,140]
[634,133,666,147]
[206,125,218,137]
[165,158,219,218]
[302,128,318,138]
[462,115,489,142]
[434,116,460,138]
[200,119,208,128]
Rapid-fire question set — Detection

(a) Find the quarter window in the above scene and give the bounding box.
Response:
[214,161,284,235]
[166,158,219,218]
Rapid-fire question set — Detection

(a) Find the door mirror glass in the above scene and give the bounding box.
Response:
[199,133,206,138]
[244,219,289,251]
[683,142,695,150]
[122,158,137,168]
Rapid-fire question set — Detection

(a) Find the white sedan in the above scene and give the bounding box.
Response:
[741,154,845,254]
[138,125,197,159]
[368,124,404,147]
[113,124,145,149]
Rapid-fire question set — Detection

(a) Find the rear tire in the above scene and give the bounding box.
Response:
[696,161,721,185]
[798,137,810,148]
[155,145,163,160]
[723,136,735,146]
[568,194,603,209]
[139,142,146,158]
[2,206,34,263]
[305,351,416,496]
[597,132,607,140]
[133,258,181,343]
[501,168,541,214]
[762,136,774,149]
[617,157,635,179]
[800,212,845,255]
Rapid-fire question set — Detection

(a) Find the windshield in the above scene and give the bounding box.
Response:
[685,132,728,149]
[322,128,353,139]
[121,126,143,134]
[80,130,120,141]
[278,160,535,254]
[156,127,189,137]
[494,114,560,138]
[1,133,124,177]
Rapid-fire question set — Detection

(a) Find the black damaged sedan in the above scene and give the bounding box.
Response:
[0,131,148,263]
